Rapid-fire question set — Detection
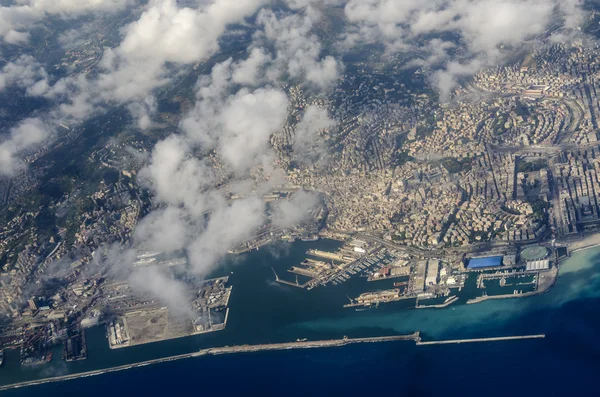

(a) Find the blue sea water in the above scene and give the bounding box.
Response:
[3,329,599,397]
[2,243,600,396]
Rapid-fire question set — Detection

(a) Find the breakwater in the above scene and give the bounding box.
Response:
[416,334,545,345]
[0,333,419,392]
[0,332,548,391]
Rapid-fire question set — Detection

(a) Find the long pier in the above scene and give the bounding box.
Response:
[416,334,545,345]
[0,333,418,391]
[271,267,310,288]
[0,332,546,391]
[198,333,420,356]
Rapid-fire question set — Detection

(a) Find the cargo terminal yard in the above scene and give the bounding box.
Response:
[107,276,232,349]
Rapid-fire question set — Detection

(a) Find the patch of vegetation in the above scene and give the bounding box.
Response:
[514,100,530,117]
[517,159,546,173]
[442,157,472,174]
[391,150,415,167]
[530,199,550,220]
[501,205,521,215]
[491,113,508,135]
[391,232,406,241]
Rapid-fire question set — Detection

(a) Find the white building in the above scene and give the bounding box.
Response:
[526,259,550,271]
[426,260,440,285]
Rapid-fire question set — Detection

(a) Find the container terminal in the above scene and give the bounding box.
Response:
[107,276,233,349]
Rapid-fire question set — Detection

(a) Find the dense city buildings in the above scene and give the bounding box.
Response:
[2,3,600,376]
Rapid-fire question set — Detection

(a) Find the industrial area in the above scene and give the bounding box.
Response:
[107,276,232,349]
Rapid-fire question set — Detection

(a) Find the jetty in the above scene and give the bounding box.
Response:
[416,334,545,345]
[271,267,310,288]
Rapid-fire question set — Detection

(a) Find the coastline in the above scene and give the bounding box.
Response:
[4,234,600,391]
[563,233,600,254]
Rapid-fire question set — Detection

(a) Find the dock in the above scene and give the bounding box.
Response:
[415,296,459,309]
[416,334,545,345]
[306,249,346,262]
[271,267,310,288]
[63,328,87,362]
[467,290,539,304]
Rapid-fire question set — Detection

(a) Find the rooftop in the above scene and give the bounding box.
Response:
[467,256,503,269]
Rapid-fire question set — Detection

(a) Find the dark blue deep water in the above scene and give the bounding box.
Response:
[2,242,600,396]
[3,318,599,397]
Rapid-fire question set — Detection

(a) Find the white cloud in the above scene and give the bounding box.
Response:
[342,0,586,98]
[0,5,39,44]
[432,58,484,101]
[30,0,270,129]
[133,206,190,253]
[0,118,51,176]
[218,88,288,171]
[137,134,221,217]
[0,0,136,44]
[16,0,134,15]
[187,196,266,275]
[254,6,343,89]
[128,265,192,314]
[136,52,293,278]
[232,47,271,86]
[293,105,335,165]
[94,0,268,102]
[272,190,320,228]
[180,58,289,173]
[0,55,48,93]
[127,95,157,130]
